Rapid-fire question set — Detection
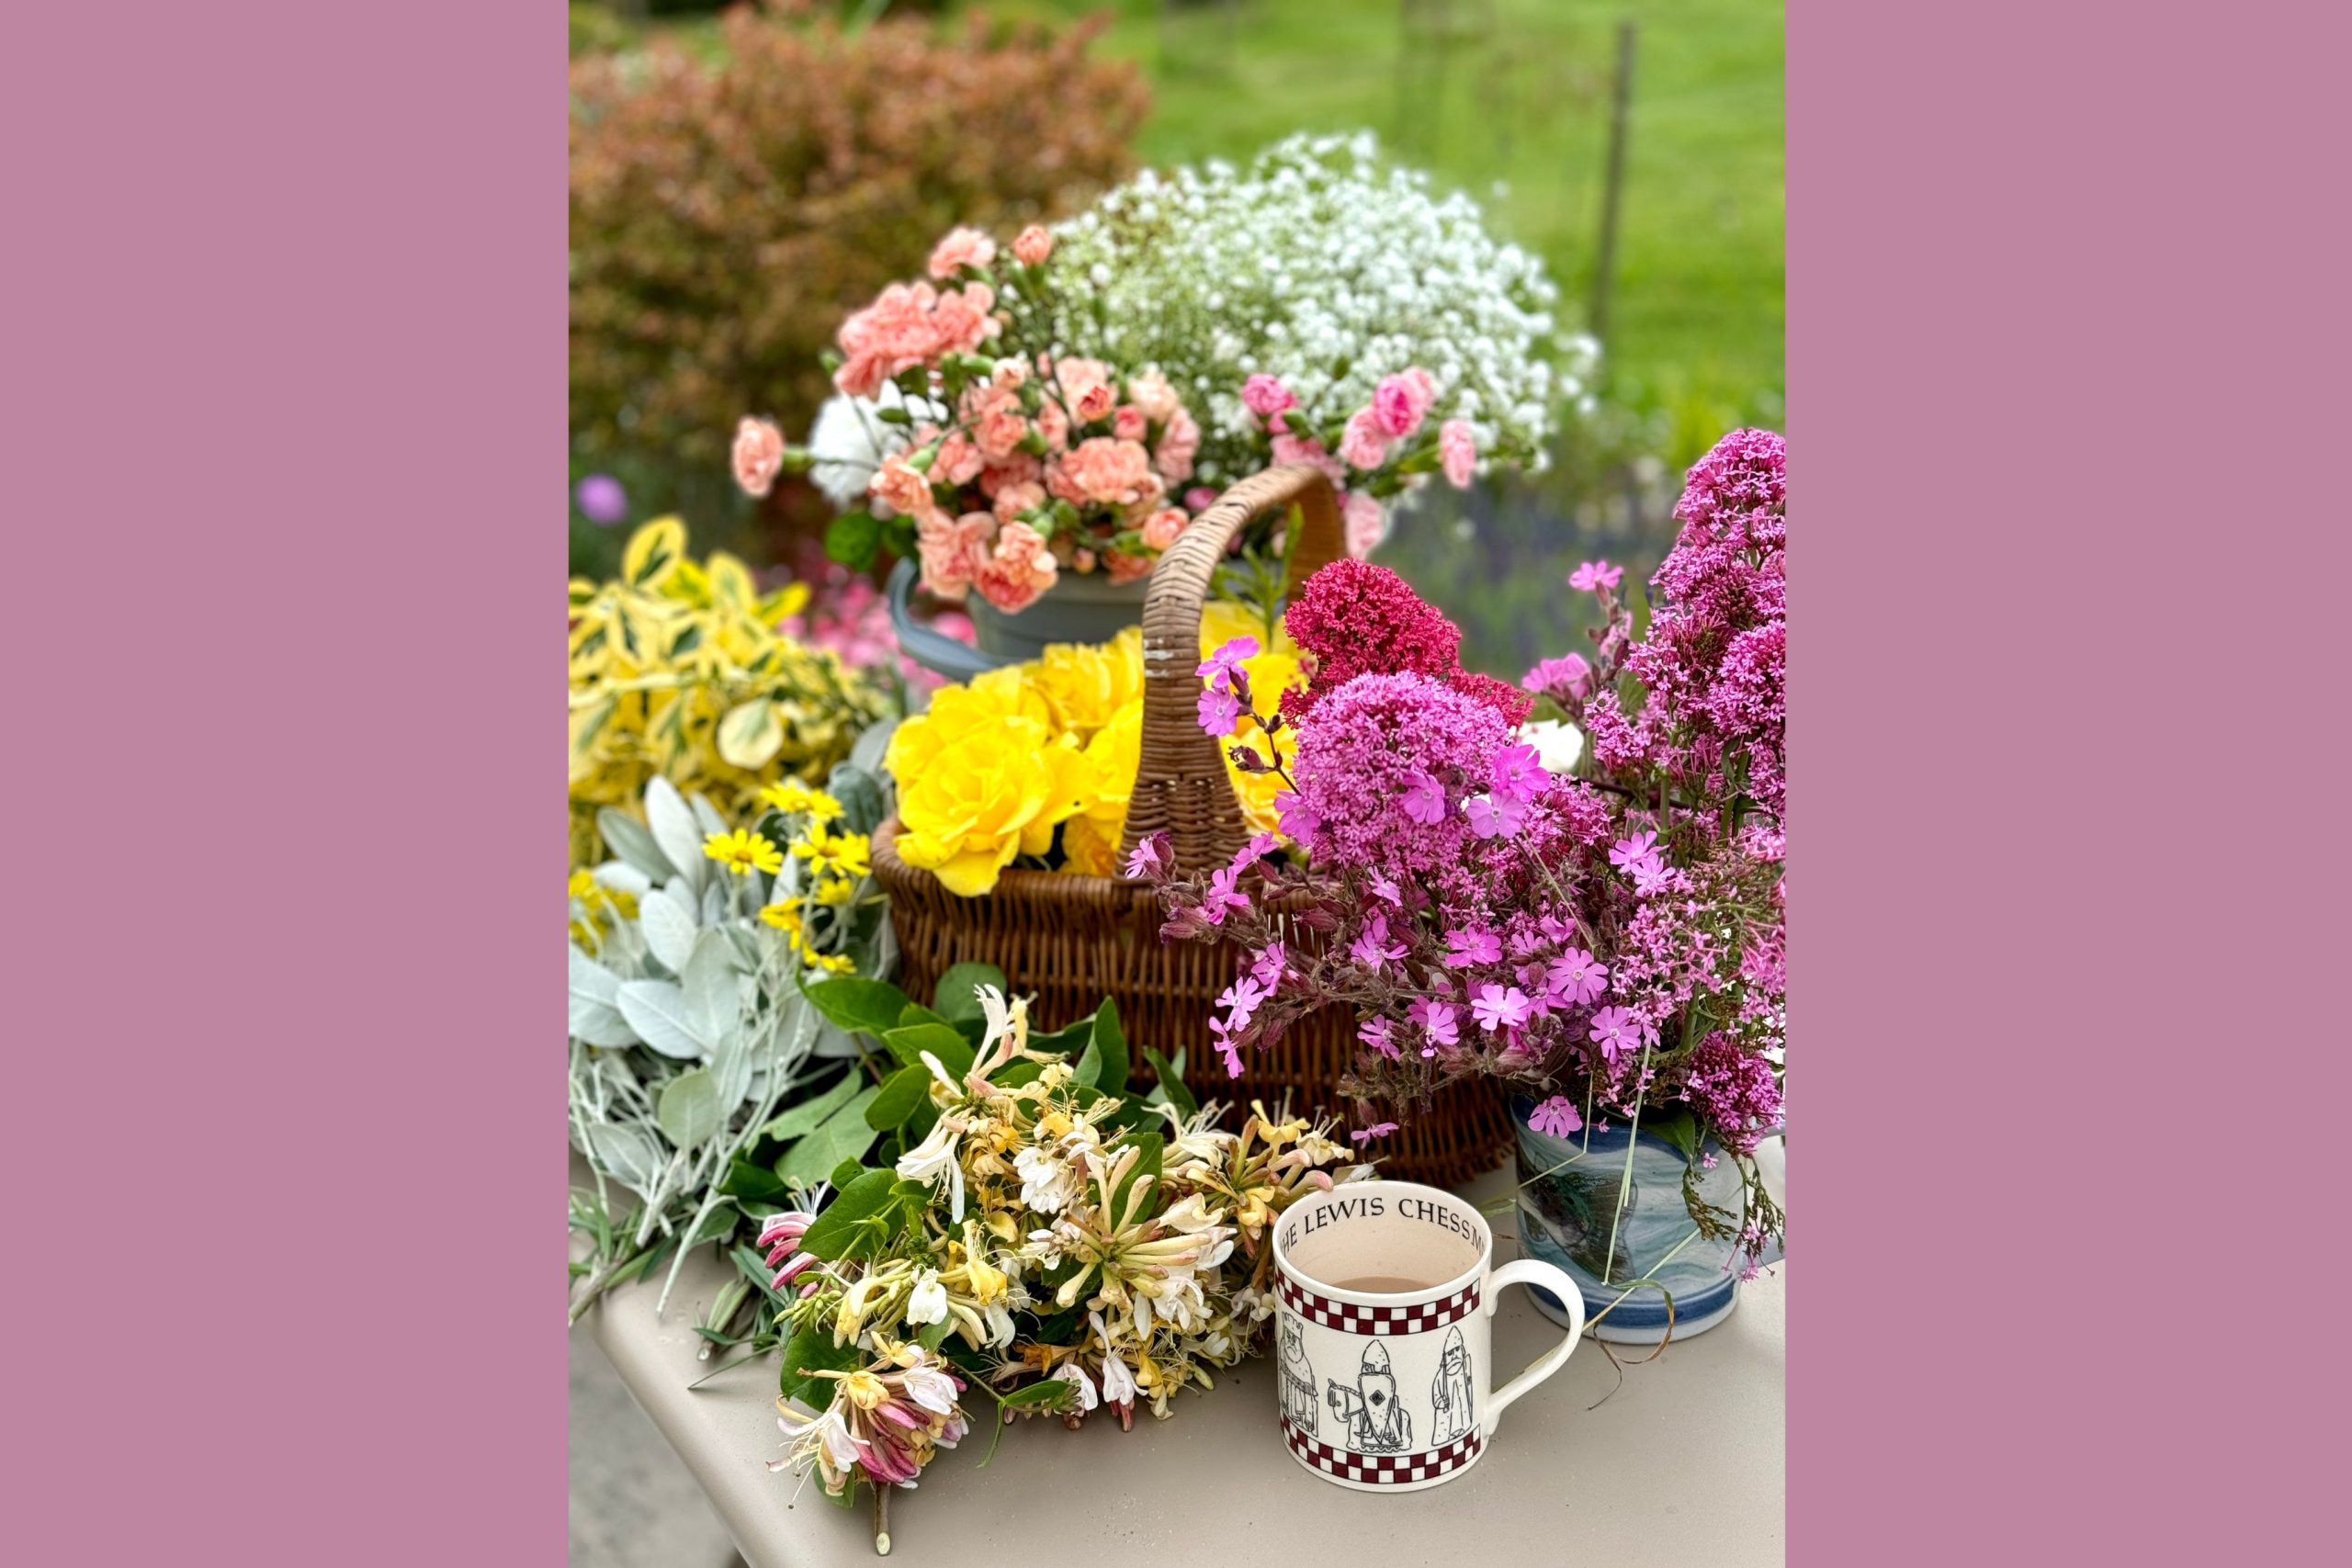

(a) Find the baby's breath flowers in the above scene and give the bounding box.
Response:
[759,975,1369,1525]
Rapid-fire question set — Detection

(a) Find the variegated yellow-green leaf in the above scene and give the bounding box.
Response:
[706,549,757,611]
[621,515,687,590]
[568,694,616,783]
[716,697,785,769]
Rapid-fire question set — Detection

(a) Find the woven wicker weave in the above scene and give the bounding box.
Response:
[872,464,1513,1186]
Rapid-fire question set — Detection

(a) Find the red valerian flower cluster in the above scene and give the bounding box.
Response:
[1280,559,1532,724]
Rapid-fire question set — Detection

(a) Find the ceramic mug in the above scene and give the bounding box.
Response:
[1270,1179,1587,1491]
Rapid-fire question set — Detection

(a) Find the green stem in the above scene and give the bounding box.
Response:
[1600,1037,1657,1287]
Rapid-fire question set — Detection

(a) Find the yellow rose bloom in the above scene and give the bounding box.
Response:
[1022,641,1139,740]
[892,726,1092,897]
[884,669,1052,781]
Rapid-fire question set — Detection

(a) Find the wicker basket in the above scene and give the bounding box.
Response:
[872,464,1514,1186]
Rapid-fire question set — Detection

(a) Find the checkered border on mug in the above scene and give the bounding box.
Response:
[1283,1421,1484,1484]
[1277,1273,1480,1334]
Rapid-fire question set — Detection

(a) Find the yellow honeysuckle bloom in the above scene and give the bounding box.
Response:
[703,828,784,876]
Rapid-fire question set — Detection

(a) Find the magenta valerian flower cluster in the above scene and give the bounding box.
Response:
[1131,427,1789,1269]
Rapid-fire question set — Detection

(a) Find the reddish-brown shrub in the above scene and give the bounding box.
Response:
[570,3,1148,474]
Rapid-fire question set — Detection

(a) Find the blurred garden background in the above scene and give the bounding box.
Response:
[570,0,1782,681]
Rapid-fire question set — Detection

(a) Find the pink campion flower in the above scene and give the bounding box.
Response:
[1491,743,1546,804]
[1202,864,1251,924]
[1198,636,1259,691]
[1610,830,1662,872]
[1471,984,1532,1034]
[1209,1017,1245,1077]
[1350,1122,1400,1143]
[926,226,996,278]
[1216,975,1269,1028]
[1012,223,1053,265]
[1568,560,1624,592]
[1339,407,1389,470]
[1273,789,1321,842]
[1409,997,1461,1047]
[1522,653,1594,701]
[1366,871,1403,907]
[1527,1095,1584,1139]
[1400,773,1448,825]
[732,416,786,498]
[1350,913,1407,973]
[1545,948,1609,1006]
[1250,941,1288,989]
[1371,367,1437,439]
[1589,1006,1639,1064]
[1440,419,1476,487]
[1464,792,1526,839]
[1197,684,1241,736]
[1445,926,1502,967]
[1238,830,1282,865]
[1631,855,1674,895]
[1122,834,1170,882]
[1241,374,1295,420]
[1358,1016,1399,1060]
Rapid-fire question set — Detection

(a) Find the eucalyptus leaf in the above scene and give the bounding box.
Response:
[761,1070,863,1142]
[639,891,699,974]
[597,808,675,882]
[658,1069,724,1148]
[642,777,706,897]
[584,1123,664,1197]
[616,979,707,1059]
[681,931,740,1047]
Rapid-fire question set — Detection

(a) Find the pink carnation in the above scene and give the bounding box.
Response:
[1103,549,1154,583]
[832,282,942,400]
[929,426,984,487]
[1047,437,1160,509]
[1241,374,1295,420]
[1139,507,1189,552]
[926,282,998,359]
[1372,368,1437,439]
[1012,224,1053,266]
[990,480,1046,524]
[973,521,1057,613]
[867,457,933,517]
[1052,356,1117,424]
[1153,405,1201,484]
[915,512,992,600]
[1440,420,1476,488]
[1127,370,1181,426]
[731,416,785,499]
[1270,433,1346,490]
[1340,408,1390,470]
[925,226,996,279]
[1113,405,1147,442]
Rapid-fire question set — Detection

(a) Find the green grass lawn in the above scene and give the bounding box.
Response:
[993,0,1784,428]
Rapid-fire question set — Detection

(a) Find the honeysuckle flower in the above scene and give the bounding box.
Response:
[906,1269,950,1325]
[1013,1142,1082,1214]
[1051,1361,1100,1412]
[896,1117,967,1221]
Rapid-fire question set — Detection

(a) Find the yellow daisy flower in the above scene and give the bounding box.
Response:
[704,828,784,876]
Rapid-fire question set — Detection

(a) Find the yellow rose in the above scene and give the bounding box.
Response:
[884,669,1051,782]
[893,726,1092,896]
[1022,641,1137,740]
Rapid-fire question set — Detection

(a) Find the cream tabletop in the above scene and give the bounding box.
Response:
[584,1150,1785,1567]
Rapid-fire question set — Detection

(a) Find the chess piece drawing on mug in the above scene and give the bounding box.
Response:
[1278,1314,1319,1436]
[1430,1324,1475,1443]
[1327,1339,1413,1452]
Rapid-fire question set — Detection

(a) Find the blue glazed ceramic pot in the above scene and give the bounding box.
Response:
[1508,1094,1781,1344]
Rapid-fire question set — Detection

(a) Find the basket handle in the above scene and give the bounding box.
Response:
[1118,463,1345,871]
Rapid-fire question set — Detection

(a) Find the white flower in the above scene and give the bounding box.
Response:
[1051,1361,1100,1412]
[1090,1312,1138,1405]
[895,1118,967,1222]
[906,1269,949,1325]
[1521,718,1585,774]
[900,1360,959,1415]
[773,1406,863,1474]
[1014,1141,1083,1214]
[804,385,939,511]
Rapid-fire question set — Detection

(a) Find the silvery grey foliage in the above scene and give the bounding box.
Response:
[568,775,854,1320]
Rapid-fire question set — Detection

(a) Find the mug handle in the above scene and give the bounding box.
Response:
[1483,1258,1586,1433]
